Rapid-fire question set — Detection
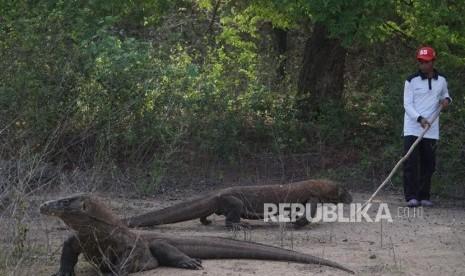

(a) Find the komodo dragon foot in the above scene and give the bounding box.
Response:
[226,221,251,231]
[176,258,203,269]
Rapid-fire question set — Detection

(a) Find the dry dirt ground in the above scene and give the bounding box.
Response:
[2,191,465,276]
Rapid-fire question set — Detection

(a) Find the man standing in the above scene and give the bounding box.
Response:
[403,46,451,207]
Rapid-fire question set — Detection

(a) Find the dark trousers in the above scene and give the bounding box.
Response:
[403,135,437,201]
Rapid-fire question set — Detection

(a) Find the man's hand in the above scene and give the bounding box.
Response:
[439,98,450,109]
[420,117,430,129]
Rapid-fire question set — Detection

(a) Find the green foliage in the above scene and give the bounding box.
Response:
[393,0,465,68]
[303,0,396,45]
[0,0,464,195]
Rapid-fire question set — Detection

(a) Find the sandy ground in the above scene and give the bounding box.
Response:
[3,191,465,276]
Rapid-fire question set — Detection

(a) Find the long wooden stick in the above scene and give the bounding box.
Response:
[361,105,443,209]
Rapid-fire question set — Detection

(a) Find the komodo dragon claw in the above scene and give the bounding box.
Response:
[178,258,203,269]
[227,221,251,231]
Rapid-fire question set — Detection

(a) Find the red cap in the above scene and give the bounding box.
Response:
[416,46,436,61]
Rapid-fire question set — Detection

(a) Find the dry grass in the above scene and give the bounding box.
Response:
[1,138,464,275]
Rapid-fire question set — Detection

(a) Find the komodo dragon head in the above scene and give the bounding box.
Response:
[40,194,126,235]
[317,181,353,204]
[310,180,353,204]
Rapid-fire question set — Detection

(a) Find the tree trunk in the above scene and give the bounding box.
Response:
[296,23,346,119]
[273,27,287,81]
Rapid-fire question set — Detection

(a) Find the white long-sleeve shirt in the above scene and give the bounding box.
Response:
[403,70,451,139]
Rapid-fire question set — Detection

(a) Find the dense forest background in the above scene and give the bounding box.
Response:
[1,0,464,197]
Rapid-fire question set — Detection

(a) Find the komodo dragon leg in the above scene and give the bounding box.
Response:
[54,236,132,276]
[149,240,203,270]
[198,195,248,229]
[53,235,81,276]
[293,197,319,228]
[217,195,251,229]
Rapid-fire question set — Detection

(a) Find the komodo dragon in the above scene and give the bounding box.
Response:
[40,194,355,275]
[124,179,352,228]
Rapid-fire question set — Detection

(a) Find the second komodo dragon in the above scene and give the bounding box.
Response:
[125,179,352,228]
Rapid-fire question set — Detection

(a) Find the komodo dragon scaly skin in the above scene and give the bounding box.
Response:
[40,194,355,275]
[124,179,352,228]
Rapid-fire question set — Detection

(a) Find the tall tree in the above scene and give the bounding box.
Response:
[296,23,346,118]
[217,0,396,119]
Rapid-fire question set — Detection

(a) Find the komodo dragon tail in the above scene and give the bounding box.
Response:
[124,195,216,227]
[164,236,355,274]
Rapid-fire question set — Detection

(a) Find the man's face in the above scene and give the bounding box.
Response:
[418,59,434,73]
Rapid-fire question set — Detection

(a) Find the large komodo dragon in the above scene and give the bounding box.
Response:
[40,194,354,275]
[125,179,352,228]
